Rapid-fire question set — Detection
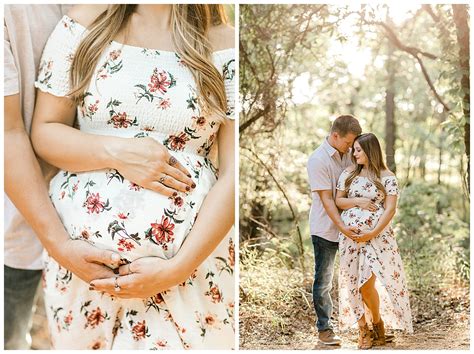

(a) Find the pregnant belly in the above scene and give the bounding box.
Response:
[341,208,384,233]
[49,154,217,261]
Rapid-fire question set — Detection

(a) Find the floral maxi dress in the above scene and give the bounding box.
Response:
[336,170,413,333]
[35,16,235,350]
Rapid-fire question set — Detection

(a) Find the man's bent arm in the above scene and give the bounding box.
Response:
[316,189,346,230]
[4,94,67,251]
[316,189,357,238]
[4,94,118,281]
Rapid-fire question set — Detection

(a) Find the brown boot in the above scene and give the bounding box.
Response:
[318,329,341,346]
[358,324,372,349]
[372,319,386,346]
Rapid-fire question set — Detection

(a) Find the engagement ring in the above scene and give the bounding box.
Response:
[169,156,177,166]
[114,277,121,292]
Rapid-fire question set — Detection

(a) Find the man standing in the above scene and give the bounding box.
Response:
[306,115,361,345]
[4,5,122,349]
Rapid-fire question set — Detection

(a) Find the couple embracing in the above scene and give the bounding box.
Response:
[5,4,234,350]
[307,115,413,349]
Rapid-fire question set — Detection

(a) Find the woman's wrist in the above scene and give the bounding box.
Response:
[101,136,127,171]
[354,197,361,208]
[170,249,199,282]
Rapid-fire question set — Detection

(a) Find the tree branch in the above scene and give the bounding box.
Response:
[241,146,306,272]
[414,55,451,112]
[239,105,271,134]
[248,216,279,239]
[363,18,450,111]
[421,4,440,23]
[371,20,438,59]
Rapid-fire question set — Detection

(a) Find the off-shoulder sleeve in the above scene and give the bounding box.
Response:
[383,176,399,196]
[214,49,235,120]
[35,15,87,97]
[336,170,350,191]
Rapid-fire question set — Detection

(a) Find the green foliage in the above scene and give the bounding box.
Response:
[240,245,312,332]
[239,4,470,296]
[395,182,470,284]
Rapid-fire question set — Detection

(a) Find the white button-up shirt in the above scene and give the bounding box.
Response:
[307,138,353,242]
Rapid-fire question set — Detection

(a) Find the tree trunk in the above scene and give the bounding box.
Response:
[437,137,443,185]
[419,146,426,181]
[385,34,396,173]
[452,5,470,193]
[405,141,414,182]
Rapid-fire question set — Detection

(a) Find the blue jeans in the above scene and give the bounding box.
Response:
[4,265,42,350]
[311,235,338,332]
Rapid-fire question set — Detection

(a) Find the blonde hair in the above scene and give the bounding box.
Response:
[69,5,229,119]
[344,133,388,196]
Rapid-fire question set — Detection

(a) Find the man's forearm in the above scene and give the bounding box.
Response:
[320,195,346,230]
[5,129,69,252]
[32,121,121,173]
[335,197,361,210]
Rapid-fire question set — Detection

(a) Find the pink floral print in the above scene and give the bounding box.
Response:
[83,192,111,214]
[37,15,235,350]
[336,170,413,333]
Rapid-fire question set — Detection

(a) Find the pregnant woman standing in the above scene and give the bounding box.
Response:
[335,133,413,349]
[31,4,235,349]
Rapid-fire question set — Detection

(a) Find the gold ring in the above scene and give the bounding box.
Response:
[114,277,121,292]
[169,156,177,166]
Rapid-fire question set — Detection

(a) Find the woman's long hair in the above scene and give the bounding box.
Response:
[344,133,388,196]
[69,5,229,120]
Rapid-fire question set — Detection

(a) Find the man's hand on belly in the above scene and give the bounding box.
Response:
[53,239,121,283]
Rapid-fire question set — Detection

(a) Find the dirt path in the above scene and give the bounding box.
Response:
[240,313,469,350]
[240,283,470,350]
[31,277,470,350]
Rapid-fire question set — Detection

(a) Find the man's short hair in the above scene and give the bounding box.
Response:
[330,115,362,137]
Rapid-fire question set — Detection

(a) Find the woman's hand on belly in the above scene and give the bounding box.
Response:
[355,197,378,212]
[108,137,195,197]
[89,256,189,299]
[352,230,377,243]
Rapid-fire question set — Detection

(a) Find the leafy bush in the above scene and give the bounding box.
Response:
[395,182,470,285]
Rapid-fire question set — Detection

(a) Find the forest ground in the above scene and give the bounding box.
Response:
[239,266,470,350]
[30,271,470,350]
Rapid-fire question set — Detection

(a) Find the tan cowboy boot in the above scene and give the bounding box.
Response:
[372,319,386,346]
[358,323,372,349]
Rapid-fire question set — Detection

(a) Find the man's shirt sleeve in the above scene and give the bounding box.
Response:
[4,22,19,97]
[307,156,332,192]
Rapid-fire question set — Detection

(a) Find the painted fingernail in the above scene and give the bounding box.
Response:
[89,286,95,291]
[186,186,190,191]
[173,192,178,197]
[191,183,196,189]
[113,268,119,274]
[187,174,191,178]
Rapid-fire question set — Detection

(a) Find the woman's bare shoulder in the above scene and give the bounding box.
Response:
[67,5,109,28]
[209,23,235,51]
[344,165,356,173]
[381,169,395,177]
